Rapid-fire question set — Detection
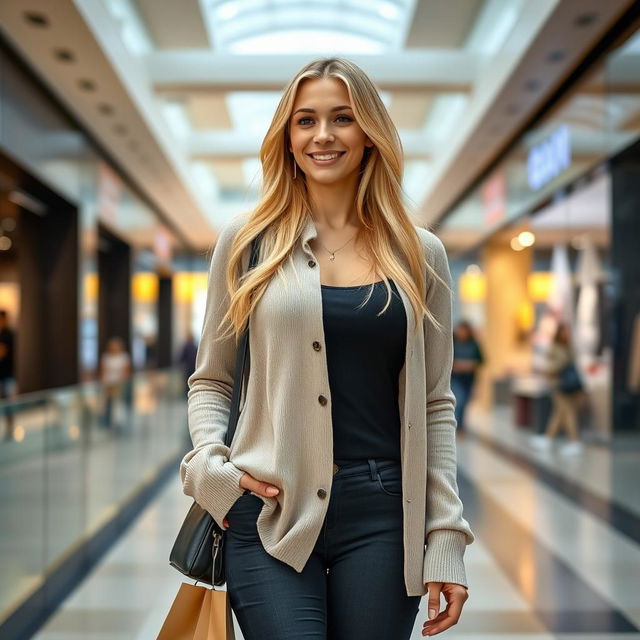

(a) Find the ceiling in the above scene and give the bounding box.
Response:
[0,0,635,248]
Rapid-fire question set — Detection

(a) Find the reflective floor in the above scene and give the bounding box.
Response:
[33,405,640,639]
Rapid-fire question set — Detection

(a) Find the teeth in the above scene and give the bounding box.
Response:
[311,153,340,160]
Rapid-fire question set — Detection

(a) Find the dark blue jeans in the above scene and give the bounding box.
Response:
[224,458,421,639]
[451,374,475,431]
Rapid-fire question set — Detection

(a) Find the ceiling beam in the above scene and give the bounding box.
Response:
[145,51,479,91]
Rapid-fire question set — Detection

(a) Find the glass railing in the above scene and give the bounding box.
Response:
[0,367,190,630]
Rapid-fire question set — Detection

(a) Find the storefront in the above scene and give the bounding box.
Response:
[438,16,640,436]
[0,38,193,390]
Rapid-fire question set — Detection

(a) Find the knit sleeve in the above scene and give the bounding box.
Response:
[180,218,248,530]
[421,232,475,588]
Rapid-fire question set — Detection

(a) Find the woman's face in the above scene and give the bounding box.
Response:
[288,77,373,187]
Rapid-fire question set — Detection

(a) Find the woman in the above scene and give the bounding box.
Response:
[531,322,584,455]
[100,336,131,429]
[451,320,484,433]
[182,57,474,639]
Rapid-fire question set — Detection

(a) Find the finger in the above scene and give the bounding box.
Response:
[426,584,442,621]
[239,473,280,496]
[423,592,466,635]
[262,482,279,496]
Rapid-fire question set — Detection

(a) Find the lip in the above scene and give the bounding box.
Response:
[306,151,346,166]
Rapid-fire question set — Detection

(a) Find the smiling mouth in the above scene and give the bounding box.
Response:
[306,151,346,161]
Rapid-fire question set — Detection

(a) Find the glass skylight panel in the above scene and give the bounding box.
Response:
[159,101,192,142]
[226,92,284,139]
[229,30,386,55]
[422,94,469,145]
[103,0,153,55]
[205,0,411,54]
[242,158,263,192]
[465,0,524,56]
[402,160,433,208]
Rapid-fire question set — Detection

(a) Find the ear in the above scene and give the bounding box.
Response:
[365,138,374,149]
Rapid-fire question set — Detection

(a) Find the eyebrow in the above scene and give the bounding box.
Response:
[292,105,353,116]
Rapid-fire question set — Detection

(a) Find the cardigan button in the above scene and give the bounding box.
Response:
[408,422,412,429]
[308,260,316,268]
[317,488,327,499]
[318,395,328,406]
[406,498,412,503]
[312,341,321,351]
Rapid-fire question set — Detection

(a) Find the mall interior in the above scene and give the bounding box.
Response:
[0,1,639,638]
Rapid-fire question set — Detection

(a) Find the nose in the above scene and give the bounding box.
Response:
[314,121,334,144]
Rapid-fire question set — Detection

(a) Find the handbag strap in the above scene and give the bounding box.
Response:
[224,233,262,448]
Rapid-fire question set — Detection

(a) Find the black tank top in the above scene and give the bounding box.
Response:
[320,278,407,463]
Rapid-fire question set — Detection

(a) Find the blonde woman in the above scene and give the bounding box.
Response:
[182,57,474,639]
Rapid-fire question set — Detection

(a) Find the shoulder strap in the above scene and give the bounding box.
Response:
[225,233,262,447]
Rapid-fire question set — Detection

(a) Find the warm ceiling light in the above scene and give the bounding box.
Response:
[518,231,536,247]
[510,237,524,251]
[54,48,75,63]
[23,11,49,27]
[78,78,96,92]
[547,49,566,63]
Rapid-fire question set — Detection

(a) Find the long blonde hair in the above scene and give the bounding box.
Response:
[217,57,448,343]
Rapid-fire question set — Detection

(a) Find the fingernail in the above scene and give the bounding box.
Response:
[267,486,279,495]
[429,608,437,620]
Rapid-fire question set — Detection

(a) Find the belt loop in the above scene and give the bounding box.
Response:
[368,458,377,481]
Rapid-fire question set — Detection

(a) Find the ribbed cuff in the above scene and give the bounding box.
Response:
[422,530,469,588]
[181,449,247,531]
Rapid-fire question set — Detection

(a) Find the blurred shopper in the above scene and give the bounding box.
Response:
[180,58,473,639]
[0,310,16,440]
[531,322,584,455]
[451,320,483,433]
[100,337,131,430]
[178,331,198,395]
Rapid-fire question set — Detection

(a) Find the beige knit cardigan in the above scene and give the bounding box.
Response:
[181,213,475,597]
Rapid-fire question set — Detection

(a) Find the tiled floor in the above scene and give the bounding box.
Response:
[33,404,640,639]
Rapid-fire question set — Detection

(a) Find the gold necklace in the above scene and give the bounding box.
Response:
[315,232,358,261]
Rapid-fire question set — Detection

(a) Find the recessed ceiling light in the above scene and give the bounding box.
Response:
[547,49,566,63]
[525,78,540,92]
[114,124,128,136]
[78,79,96,92]
[575,12,598,28]
[98,103,113,116]
[505,103,520,115]
[54,48,75,63]
[23,11,49,27]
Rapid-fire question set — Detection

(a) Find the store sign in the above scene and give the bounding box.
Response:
[527,125,571,191]
[481,171,506,226]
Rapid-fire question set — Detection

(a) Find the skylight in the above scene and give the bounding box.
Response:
[204,0,413,54]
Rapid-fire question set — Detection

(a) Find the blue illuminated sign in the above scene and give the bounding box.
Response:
[527,125,571,191]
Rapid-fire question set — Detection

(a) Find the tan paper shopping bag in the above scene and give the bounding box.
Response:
[157,582,235,640]
[193,588,236,640]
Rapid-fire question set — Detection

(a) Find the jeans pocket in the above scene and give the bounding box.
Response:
[375,466,403,497]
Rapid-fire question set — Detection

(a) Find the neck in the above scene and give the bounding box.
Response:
[306,174,360,231]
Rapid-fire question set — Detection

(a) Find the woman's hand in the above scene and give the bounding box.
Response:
[239,472,280,498]
[422,582,468,636]
[223,472,281,528]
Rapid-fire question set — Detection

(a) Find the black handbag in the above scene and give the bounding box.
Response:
[169,233,262,586]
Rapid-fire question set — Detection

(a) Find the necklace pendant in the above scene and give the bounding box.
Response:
[329,253,335,261]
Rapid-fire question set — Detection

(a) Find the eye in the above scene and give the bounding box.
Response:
[296,115,353,126]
